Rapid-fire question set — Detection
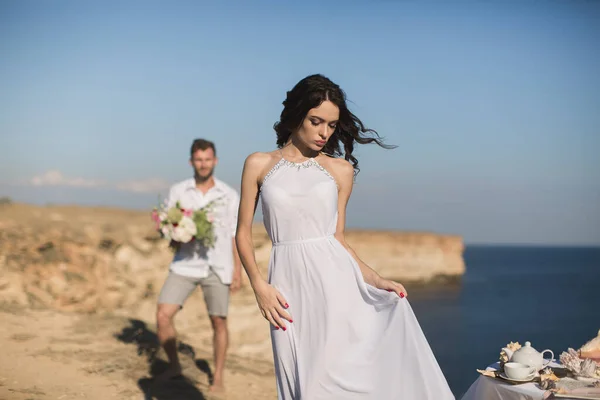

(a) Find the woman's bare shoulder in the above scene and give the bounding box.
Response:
[244,151,280,168]
[243,151,283,180]
[318,155,354,179]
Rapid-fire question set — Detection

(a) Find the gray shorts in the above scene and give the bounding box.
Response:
[158,271,230,317]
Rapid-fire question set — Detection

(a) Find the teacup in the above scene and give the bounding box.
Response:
[504,362,536,380]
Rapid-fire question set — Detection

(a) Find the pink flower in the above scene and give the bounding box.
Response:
[151,210,161,229]
[182,208,193,217]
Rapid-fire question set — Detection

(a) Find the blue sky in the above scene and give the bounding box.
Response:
[1,0,599,245]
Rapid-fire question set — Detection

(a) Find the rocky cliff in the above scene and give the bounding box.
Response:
[0,202,465,313]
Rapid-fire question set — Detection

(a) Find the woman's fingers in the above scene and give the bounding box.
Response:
[275,305,293,323]
[264,310,282,330]
[262,304,292,330]
[271,308,288,331]
[395,282,407,298]
[273,292,293,323]
[276,293,290,310]
[259,288,293,331]
[385,281,407,298]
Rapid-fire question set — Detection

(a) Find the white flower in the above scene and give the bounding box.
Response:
[180,216,197,234]
[171,216,197,243]
[172,228,193,243]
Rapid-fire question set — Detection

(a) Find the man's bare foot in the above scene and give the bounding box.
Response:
[153,365,183,382]
[208,380,225,393]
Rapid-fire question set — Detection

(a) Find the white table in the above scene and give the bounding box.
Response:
[460,361,562,400]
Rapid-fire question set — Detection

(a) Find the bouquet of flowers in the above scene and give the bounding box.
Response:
[151,200,218,248]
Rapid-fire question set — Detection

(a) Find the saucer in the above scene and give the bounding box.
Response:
[498,372,536,383]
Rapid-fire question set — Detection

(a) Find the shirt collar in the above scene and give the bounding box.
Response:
[184,177,225,194]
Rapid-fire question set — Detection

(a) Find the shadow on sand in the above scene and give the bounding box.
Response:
[115,319,213,400]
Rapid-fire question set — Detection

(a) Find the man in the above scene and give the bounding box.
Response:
[156,138,242,392]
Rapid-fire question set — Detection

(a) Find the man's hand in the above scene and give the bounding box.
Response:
[230,266,242,293]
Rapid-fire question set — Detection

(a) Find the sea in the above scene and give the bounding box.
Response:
[408,245,600,398]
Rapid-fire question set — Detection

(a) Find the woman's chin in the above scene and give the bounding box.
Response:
[311,143,326,152]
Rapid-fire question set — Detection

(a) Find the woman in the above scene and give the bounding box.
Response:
[235,74,455,399]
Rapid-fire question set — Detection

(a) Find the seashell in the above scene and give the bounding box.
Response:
[580,358,598,378]
[476,369,496,378]
[507,342,522,352]
[559,347,600,378]
[580,330,600,353]
[540,367,559,383]
[499,349,509,363]
[539,378,557,390]
[580,329,600,361]
[560,348,584,374]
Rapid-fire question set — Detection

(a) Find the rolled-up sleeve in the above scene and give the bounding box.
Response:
[228,190,240,237]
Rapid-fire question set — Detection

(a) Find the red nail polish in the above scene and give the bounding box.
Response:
[275,326,279,330]
[289,320,293,323]
[386,289,392,292]
[285,303,289,308]
[400,293,405,298]
[282,327,287,331]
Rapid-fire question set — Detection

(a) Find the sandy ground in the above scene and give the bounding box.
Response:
[0,302,277,400]
[0,202,466,399]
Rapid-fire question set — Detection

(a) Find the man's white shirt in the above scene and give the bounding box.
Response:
[166,177,239,284]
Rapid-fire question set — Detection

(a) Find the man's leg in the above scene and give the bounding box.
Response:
[209,314,228,391]
[156,303,182,379]
[155,272,197,380]
[200,271,231,392]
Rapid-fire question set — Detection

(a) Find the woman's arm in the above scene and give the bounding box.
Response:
[235,153,267,285]
[330,158,407,298]
[235,153,293,329]
[229,191,242,292]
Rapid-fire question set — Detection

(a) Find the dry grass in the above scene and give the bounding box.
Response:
[8,386,46,395]
[10,333,37,342]
[0,302,26,315]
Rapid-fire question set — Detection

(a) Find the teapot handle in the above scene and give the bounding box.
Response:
[541,350,554,368]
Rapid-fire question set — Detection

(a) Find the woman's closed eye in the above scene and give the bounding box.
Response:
[310,119,336,129]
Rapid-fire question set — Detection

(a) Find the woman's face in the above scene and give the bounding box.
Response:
[294,100,339,152]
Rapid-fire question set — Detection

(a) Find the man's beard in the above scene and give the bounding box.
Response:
[195,168,214,182]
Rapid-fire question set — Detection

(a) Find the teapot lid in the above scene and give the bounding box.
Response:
[516,341,537,354]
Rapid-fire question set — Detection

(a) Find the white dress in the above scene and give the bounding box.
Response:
[260,156,455,400]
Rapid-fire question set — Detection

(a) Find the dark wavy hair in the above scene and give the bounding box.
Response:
[274,74,395,174]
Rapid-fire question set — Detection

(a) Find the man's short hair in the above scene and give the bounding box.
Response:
[190,139,216,158]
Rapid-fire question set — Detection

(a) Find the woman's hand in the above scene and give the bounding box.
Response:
[375,277,408,299]
[252,280,293,331]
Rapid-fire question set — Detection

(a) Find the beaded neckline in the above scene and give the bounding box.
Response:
[260,157,339,192]
[281,157,315,168]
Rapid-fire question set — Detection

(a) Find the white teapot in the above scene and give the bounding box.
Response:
[511,341,554,371]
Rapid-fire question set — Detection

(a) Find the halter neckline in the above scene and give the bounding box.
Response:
[278,148,319,166]
[260,153,339,192]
